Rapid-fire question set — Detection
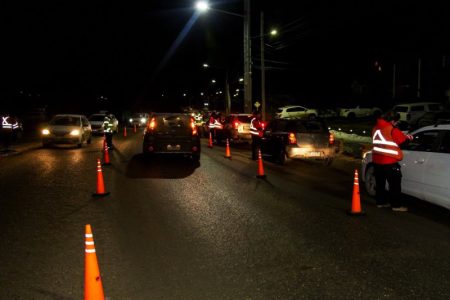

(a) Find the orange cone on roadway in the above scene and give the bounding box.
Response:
[102,143,111,166]
[208,132,213,148]
[123,126,127,138]
[133,124,137,133]
[84,224,105,300]
[93,159,110,197]
[256,149,266,179]
[348,169,364,215]
[224,138,232,159]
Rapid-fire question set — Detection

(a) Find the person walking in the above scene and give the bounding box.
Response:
[372,111,413,212]
[250,111,264,160]
[103,115,114,150]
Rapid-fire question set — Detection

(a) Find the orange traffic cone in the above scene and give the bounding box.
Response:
[256,149,266,179]
[102,144,111,166]
[224,138,232,159]
[208,132,213,148]
[102,135,106,150]
[133,124,137,133]
[93,159,110,197]
[123,126,127,138]
[84,224,105,300]
[348,169,365,215]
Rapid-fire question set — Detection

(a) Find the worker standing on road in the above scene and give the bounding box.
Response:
[1,114,19,149]
[103,115,114,150]
[250,111,264,160]
[208,111,216,142]
[372,110,413,212]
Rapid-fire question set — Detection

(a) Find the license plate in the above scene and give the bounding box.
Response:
[308,151,322,157]
[167,144,181,151]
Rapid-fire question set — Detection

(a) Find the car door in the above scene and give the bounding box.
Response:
[400,130,441,200]
[421,130,450,209]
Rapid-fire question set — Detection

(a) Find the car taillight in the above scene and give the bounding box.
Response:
[288,132,297,145]
[191,118,197,135]
[234,121,240,128]
[261,122,265,130]
[329,133,335,145]
[149,118,156,130]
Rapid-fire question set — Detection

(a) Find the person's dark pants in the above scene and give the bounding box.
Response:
[374,163,403,208]
[251,135,261,160]
[105,132,113,149]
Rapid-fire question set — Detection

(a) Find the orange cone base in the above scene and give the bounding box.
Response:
[256,174,266,179]
[346,210,365,216]
[102,162,111,166]
[92,192,110,197]
[224,155,232,159]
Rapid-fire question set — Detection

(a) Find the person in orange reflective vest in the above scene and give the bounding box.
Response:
[208,112,217,142]
[250,111,264,160]
[372,111,413,212]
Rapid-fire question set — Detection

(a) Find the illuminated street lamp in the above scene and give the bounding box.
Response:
[239,78,244,82]
[203,63,209,68]
[211,79,216,84]
[195,1,210,13]
[270,29,278,36]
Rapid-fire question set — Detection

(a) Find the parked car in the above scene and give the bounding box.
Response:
[222,113,253,143]
[41,114,92,148]
[0,114,23,146]
[276,105,319,119]
[143,113,200,162]
[88,113,119,134]
[412,110,450,129]
[129,113,149,128]
[393,102,443,124]
[361,123,450,210]
[260,118,336,165]
[338,105,382,119]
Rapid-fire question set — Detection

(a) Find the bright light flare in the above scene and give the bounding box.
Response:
[70,130,80,136]
[195,1,210,12]
[42,129,50,135]
[270,29,278,36]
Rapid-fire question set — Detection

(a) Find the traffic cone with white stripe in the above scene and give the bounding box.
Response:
[224,138,232,159]
[348,169,365,215]
[208,132,213,148]
[93,159,110,197]
[84,224,105,300]
[123,126,127,138]
[102,143,111,166]
[256,149,266,179]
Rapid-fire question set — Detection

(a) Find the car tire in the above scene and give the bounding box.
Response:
[277,148,288,165]
[308,114,317,120]
[192,154,200,163]
[364,164,377,197]
[323,157,333,166]
[87,136,92,144]
[347,112,356,120]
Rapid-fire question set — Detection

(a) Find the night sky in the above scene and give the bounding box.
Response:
[2,1,450,115]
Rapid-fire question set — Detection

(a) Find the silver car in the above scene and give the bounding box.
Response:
[41,114,92,148]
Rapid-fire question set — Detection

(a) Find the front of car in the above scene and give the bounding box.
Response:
[88,114,106,134]
[129,113,148,127]
[41,115,84,147]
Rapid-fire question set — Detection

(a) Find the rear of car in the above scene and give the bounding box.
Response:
[143,113,201,161]
[224,114,252,142]
[41,114,92,148]
[394,102,442,124]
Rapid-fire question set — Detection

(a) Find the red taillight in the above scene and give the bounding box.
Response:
[261,122,266,130]
[234,121,240,128]
[149,118,156,130]
[329,133,335,145]
[191,118,197,135]
[288,132,297,145]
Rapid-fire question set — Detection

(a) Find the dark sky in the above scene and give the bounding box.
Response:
[2,1,450,114]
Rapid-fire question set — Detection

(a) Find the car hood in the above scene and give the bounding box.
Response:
[48,125,81,132]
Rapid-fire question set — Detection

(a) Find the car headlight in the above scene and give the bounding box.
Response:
[129,118,133,123]
[42,129,50,135]
[70,129,80,136]
[140,118,146,123]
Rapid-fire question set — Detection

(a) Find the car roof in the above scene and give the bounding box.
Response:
[279,105,306,109]
[53,114,84,118]
[412,124,450,134]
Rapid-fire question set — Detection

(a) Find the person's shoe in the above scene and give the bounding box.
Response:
[392,206,408,212]
[376,203,391,208]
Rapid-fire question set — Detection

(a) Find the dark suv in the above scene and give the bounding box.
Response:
[143,113,201,162]
[260,118,336,165]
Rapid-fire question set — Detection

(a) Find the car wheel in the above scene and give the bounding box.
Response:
[87,136,92,144]
[347,112,356,120]
[308,114,317,120]
[277,148,288,165]
[323,157,333,166]
[364,164,376,197]
[192,154,200,163]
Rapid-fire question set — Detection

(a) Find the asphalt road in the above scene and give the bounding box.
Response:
[0,130,449,299]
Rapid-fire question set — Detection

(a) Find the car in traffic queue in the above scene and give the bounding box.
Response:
[88,113,119,135]
[143,113,201,162]
[222,113,253,143]
[128,113,149,128]
[361,123,450,210]
[411,110,450,130]
[393,102,443,124]
[337,105,382,119]
[260,118,336,165]
[41,114,92,148]
[276,105,319,119]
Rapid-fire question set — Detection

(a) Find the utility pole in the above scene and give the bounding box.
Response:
[417,58,421,99]
[243,0,252,113]
[260,11,266,121]
[392,63,396,99]
[225,69,231,114]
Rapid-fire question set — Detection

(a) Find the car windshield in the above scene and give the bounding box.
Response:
[236,116,252,123]
[394,106,408,113]
[50,116,80,126]
[132,113,144,118]
[89,115,105,121]
[287,120,325,133]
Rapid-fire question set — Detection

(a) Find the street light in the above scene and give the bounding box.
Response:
[270,29,278,36]
[195,1,210,13]
[239,78,244,82]
[203,63,209,68]
[211,79,216,84]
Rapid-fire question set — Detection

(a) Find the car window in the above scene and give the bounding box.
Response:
[89,115,105,121]
[428,104,441,111]
[394,106,408,113]
[269,120,287,131]
[411,105,425,112]
[286,107,301,112]
[437,131,450,154]
[287,120,325,133]
[82,117,89,126]
[237,116,252,123]
[403,130,440,152]
[50,116,81,126]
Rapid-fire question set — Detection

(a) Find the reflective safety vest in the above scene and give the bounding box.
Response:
[208,117,223,130]
[250,117,263,137]
[103,118,114,133]
[372,126,403,161]
[1,116,19,131]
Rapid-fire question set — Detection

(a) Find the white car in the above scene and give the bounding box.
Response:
[393,102,443,124]
[276,105,319,119]
[88,113,119,134]
[338,105,382,119]
[41,114,92,148]
[129,113,149,127]
[361,123,450,210]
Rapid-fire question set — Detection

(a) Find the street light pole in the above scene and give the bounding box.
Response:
[260,11,266,121]
[243,0,252,113]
